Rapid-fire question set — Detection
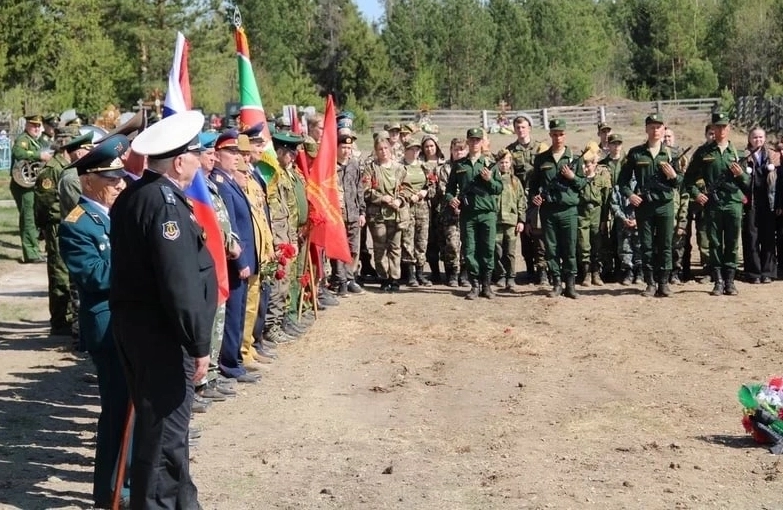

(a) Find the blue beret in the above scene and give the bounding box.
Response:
[198,131,218,149]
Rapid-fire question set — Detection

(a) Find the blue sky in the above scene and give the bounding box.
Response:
[355,0,384,23]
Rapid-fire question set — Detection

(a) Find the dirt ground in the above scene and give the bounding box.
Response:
[2,121,783,510]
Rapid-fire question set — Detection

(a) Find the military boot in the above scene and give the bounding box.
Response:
[656,270,672,297]
[415,265,432,287]
[537,267,549,286]
[641,270,656,297]
[632,264,642,284]
[458,268,471,288]
[710,269,724,296]
[724,268,738,296]
[619,267,633,286]
[504,276,514,292]
[402,263,417,287]
[564,275,579,299]
[427,257,441,284]
[446,266,459,288]
[548,276,563,298]
[464,277,479,300]
[669,270,682,285]
[578,263,591,287]
[479,275,496,299]
[591,264,604,286]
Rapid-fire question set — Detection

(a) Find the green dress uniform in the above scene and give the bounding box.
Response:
[445,140,503,296]
[684,122,749,294]
[34,153,72,333]
[11,128,47,262]
[528,145,586,294]
[617,120,681,296]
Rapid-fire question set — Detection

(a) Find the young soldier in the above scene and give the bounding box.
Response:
[493,149,526,291]
[576,148,612,286]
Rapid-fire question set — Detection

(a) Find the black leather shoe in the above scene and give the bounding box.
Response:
[346,280,364,294]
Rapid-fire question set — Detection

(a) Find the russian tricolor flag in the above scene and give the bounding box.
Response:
[163,32,229,305]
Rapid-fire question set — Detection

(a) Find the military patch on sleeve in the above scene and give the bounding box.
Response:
[64,205,85,223]
[160,185,177,205]
[19,141,27,149]
[41,178,53,190]
[162,221,180,240]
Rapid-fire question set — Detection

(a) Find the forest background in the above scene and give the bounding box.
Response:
[0,0,778,129]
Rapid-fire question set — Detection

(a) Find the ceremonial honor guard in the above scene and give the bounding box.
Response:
[58,134,131,508]
[110,111,217,509]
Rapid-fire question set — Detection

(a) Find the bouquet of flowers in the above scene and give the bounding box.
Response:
[738,376,783,453]
[260,243,297,283]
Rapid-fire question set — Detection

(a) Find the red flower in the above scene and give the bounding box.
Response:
[299,271,311,287]
[279,243,297,260]
[742,415,754,433]
[769,377,783,390]
[426,172,438,184]
[274,269,286,280]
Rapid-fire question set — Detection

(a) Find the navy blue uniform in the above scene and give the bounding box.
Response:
[59,197,131,507]
[110,170,217,510]
[209,167,257,378]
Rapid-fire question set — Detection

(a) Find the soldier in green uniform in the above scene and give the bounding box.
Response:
[663,127,691,285]
[384,122,405,162]
[684,112,749,296]
[11,115,52,263]
[40,115,58,149]
[34,131,93,335]
[529,119,586,299]
[576,148,612,287]
[445,128,503,300]
[618,114,681,298]
[599,133,624,281]
[493,149,526,291]
[596,122,612,160]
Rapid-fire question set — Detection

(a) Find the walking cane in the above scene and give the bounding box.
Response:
[111,401,135,510]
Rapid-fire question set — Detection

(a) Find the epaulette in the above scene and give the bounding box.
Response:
[160,185,177,205]
[214,174,224,183]
[64,205,85,223]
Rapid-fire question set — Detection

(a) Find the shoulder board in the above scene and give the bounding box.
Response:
[214,174,224,183]
[64,205,85,223]
[160,185,177,205]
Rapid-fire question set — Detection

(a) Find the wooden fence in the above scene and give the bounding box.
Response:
[368,98,719,132]
[734,96,783,133]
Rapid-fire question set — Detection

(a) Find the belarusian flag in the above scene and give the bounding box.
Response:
[235,26,279,184]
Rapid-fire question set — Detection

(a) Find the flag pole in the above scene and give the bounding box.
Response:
[111,402,134,510]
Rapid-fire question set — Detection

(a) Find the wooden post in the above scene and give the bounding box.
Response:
[599,106,606,124]
[542,108,549,129]
[481,110,488,130]
[111,402,135,510]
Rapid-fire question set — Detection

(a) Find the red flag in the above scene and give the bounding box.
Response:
[305,95,351,263]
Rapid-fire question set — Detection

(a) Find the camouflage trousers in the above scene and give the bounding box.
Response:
[287,242,311,320]
[494,224,518,279]
[44,223,73,329]
[672,229,686,272]
[402,205,430,266]
[577,206,602,269]
[202,301,226,384]
[617,225,641,270]
[438,216,461,270]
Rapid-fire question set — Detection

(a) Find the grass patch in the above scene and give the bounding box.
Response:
[0,205,22,263]
[0,174,11,201]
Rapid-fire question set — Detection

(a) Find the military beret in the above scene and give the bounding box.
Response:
[384,122,402,132]
[237,134,252,152]
[215,129,239,150]
[549,118,566,131]
[240,122,265,141]
[61,132,94,153]
[338,134,355,145]
[466,127,484,139]
[645,113,664,125]
[25,115,43,125]
[337,111,355,121]
[608,133,623,144]
[597,121,611,132]
[711,111,730,126]
[66,134,129,177]
[272,132,305,152]
[337,127,357,139]
[198,131,218,150]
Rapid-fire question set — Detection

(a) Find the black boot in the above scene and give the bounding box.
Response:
[427,258,441,284]
[657,270,672,297]
[548,275,562,298]
[480,275,496,299]
[710,269,724,296]
[724,268,738,296]
[416,265,432,287]
[537,267,549,286]
[669,270,682,285]
[458,268,471,288]
[464,277,479,300]
[641,270,656,297]
[632,264,642,284]
[445,266,458,287]
[564,274,579,299]
[404,263,418,287]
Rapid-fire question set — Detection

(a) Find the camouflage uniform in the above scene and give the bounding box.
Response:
[363,160,410,282]
[285,166,309,322]
[494,171,526,285]
[610,177,641,280]
[34,153,73,332]
[401,161,434,270]
[507,139,542,282]
[423,159,445,280]
[266,166,296,336]
[671,148,690,283]
[577,164,612,284]
[390,141,405,162]
[599,154,624,280]
[203,176,237,384]
[59,166,81,216]
[436,161,462,283]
